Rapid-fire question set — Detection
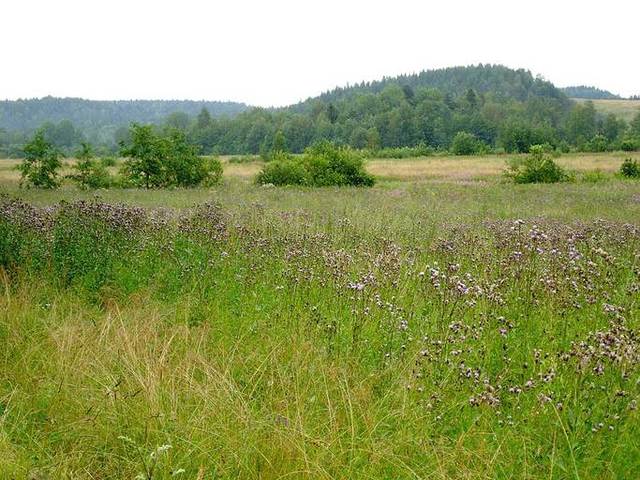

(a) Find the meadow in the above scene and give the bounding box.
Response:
[573,98,640,123]
[1,153,640,479]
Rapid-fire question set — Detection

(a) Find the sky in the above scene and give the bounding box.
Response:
[2,0,639,107]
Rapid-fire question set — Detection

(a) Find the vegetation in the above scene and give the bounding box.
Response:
[1,170,639,478]
[120,125,222,188]
[18,130,62,188]
[256,141,374,187]
[506,144,569,184]
[562,85,621,99]
[68,143,112,189]
[3,66,640,160]
[620,158,640,178]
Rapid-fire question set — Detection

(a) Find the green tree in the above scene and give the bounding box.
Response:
[19,130,62,188]
[69,142,111,189]
[120,125,164,188]
[196,107,212,129]
[451,131,482,155]
[273,130,287,153]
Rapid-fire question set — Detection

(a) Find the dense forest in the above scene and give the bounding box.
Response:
[0,98,247,154]
[1,65,639,157]
[561,86,621,100]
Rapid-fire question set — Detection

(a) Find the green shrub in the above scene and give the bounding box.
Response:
[620,139,638,152]
[69,143,113,189]
[585,134,609,152]
[620,158,640,178]
[255,152,308,186]
[304,141,375,187]
[450,132,486,156]
[256,142,375,187]
[120,125,222,188]
[100,156,117,167]
[19,130,62,189]
[506,145,569,184]
[581,170,608,183]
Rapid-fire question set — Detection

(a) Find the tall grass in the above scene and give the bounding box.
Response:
[0,183,639,478]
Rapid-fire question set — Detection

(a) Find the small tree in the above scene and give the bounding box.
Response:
[69,142,111,189]
[451,132,483,155]
[120,124,164,188]
[506,145,569,184]
[620,158,640,178]
[19,130,62,188]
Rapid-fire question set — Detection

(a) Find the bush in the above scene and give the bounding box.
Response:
[585,134,609,153]
[100,156,117,167]
[120,125,222,188]
[19,130,62,188]
[255,152,308,186]
[450,132,486,156]
[620,158,640,178]
[69,143,113,189]
[506,145,569,184]
[620,139,638,152]
[256,142,375,187]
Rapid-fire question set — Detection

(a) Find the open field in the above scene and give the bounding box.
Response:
[573,98,640,122]
[1,155,640,478]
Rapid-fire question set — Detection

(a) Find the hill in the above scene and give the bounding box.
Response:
[294,64,569,111]
[0,97,249,142]
[561,86,620,99]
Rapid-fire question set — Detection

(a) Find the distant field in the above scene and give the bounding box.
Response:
[1,151,639,186]
[573,97,640,122]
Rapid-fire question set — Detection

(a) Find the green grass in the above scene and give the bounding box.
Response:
[573,98,640,122]
[1,162,640,479]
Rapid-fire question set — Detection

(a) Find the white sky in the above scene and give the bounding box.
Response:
[2,0,639,107]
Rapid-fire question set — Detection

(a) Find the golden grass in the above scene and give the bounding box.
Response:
[2,152,638,187]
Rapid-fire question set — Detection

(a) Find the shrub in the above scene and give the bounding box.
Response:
[256,142,375,187]
[506,145,569,184]
[255,152,308,186]
[69,143,112,189]
[304,141,375,187]
[620,158,640,178]
[585,134,609,152]
[450,132,485,156]
[620,139,638,152]
[100,156,117,167]
[120,125,222,188]
[19,130,62,188]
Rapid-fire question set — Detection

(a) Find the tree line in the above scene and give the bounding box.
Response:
[2,65,640,158]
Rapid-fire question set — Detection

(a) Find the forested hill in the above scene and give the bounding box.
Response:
[293,64,569,111]
[561,86,621,100]
[3,65,638,156]
[0,97,249,132]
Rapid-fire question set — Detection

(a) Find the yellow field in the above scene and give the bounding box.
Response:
[573,98,640,122]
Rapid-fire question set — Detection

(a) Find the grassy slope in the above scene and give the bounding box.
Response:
[1,159,640,479]
[573,98,640,122]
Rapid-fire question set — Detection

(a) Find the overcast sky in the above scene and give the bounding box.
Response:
[3,0,639,106]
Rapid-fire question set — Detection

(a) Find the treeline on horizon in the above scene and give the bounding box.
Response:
[2,65,640,157]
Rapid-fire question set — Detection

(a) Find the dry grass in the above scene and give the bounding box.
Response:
[366,152,640,181]
[2,152,639,186]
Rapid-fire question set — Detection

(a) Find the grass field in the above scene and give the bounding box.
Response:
[1,154,640,479]
[573,98,640,123]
